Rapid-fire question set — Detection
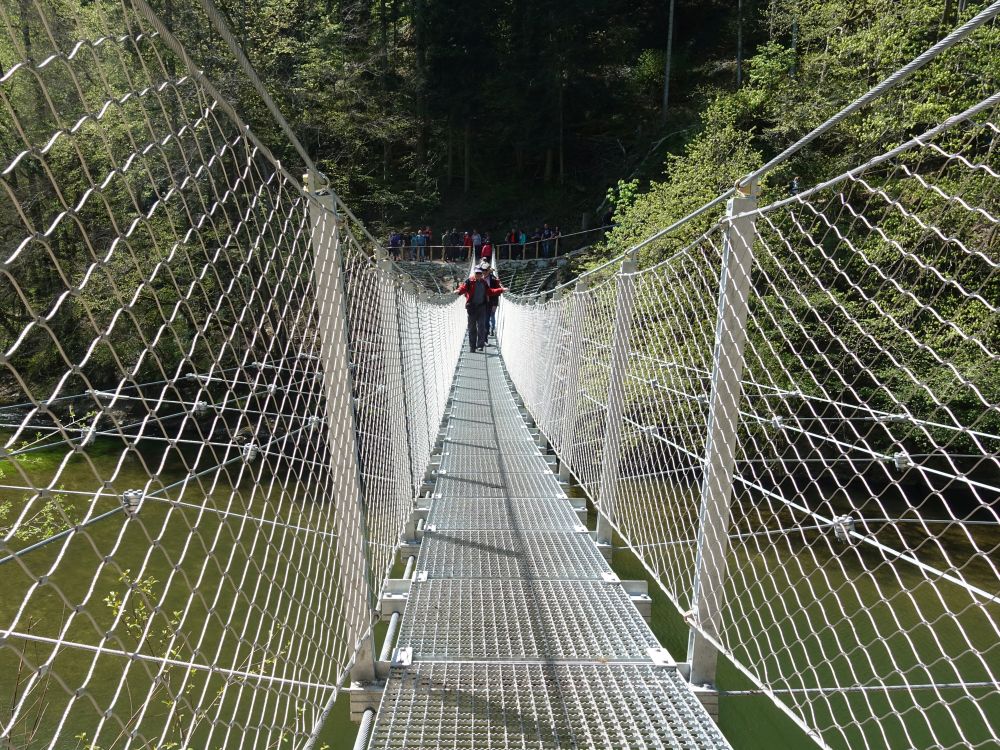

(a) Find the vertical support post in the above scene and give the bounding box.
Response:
[306,173,377,683]
[400,278,429,487]
[686,181,759,688]
[558,278,589,482]
[414,286,437,444]
[378,252,416,500]
[595,260,637,545]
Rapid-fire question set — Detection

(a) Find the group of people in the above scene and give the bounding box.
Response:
[388,226,434,261]
[387,224,563,262]
[455,260,506,352]
[443,225,563,262]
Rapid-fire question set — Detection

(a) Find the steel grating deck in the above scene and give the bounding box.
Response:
[368,345,731,749]
[426,498,583,531]
[371,663,728,750]
[396,579,660,661]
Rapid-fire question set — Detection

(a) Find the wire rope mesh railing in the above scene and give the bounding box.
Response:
[499,13,1000,750]
[0,0,464,748]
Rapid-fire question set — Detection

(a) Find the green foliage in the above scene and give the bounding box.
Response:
[600,101,763,266]
[586,0,999,459]
[0,489,76,542]
[606,179,641,214]
[0,443,79,544]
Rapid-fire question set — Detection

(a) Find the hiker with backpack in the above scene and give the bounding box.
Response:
[456,265,506,352]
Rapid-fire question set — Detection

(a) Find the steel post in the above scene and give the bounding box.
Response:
[306,173,378,683]
[595,261,637,545]
[686,182,759,688]
[382,257,417,495]
[401,278,431,488]
[558,279,589,481]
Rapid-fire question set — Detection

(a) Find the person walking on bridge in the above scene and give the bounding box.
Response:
[462,231,473,262]
[472,229,482,261]
[480,235,493,265]
[483,262,502,338]
[456,265,505,352]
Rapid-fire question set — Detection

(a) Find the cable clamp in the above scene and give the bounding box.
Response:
[832,515,855,543]
[877,414,908,424]
[122,489,144,517]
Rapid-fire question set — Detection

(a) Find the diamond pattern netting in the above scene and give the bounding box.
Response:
[500,82,1000,750]
[0,1,463,747]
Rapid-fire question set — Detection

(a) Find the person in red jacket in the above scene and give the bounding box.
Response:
[456,266,506,352]
[462,231,473,263]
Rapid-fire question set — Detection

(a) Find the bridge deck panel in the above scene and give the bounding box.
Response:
[425,498,582,531]
[369,663,730,750]
[416,529,609,580]
[438,454,553,474]
[370,346,731,749]
[398,579,660,661]
[432,473,565,498]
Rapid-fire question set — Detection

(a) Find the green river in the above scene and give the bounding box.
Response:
[1,436,997,749]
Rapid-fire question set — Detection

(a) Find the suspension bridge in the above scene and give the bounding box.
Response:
[0,1,998,749]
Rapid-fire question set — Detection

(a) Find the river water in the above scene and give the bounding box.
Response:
[0,433,356,749]
[1,436,997,749]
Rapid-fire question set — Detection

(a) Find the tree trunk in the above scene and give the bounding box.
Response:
[383,141,390,219]
[661,0,675,124]
[446,121,454,186]
[791,17,798,76]
[414,0,427,167]
[381,0,390,207]
[940,0,955,32]
[18,0,58,314]
[544,147,553,183]
[464,123,471,192]
[380,0,389,81]
[736,0,743,87]
[557,81,565,185]
[164,0,176,76]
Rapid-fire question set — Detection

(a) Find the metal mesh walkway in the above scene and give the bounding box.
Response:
[368,346,732,749]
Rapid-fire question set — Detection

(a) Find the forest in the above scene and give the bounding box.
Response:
[0,3,997,749]
[180,0,999,235]
[1,0,997,411]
